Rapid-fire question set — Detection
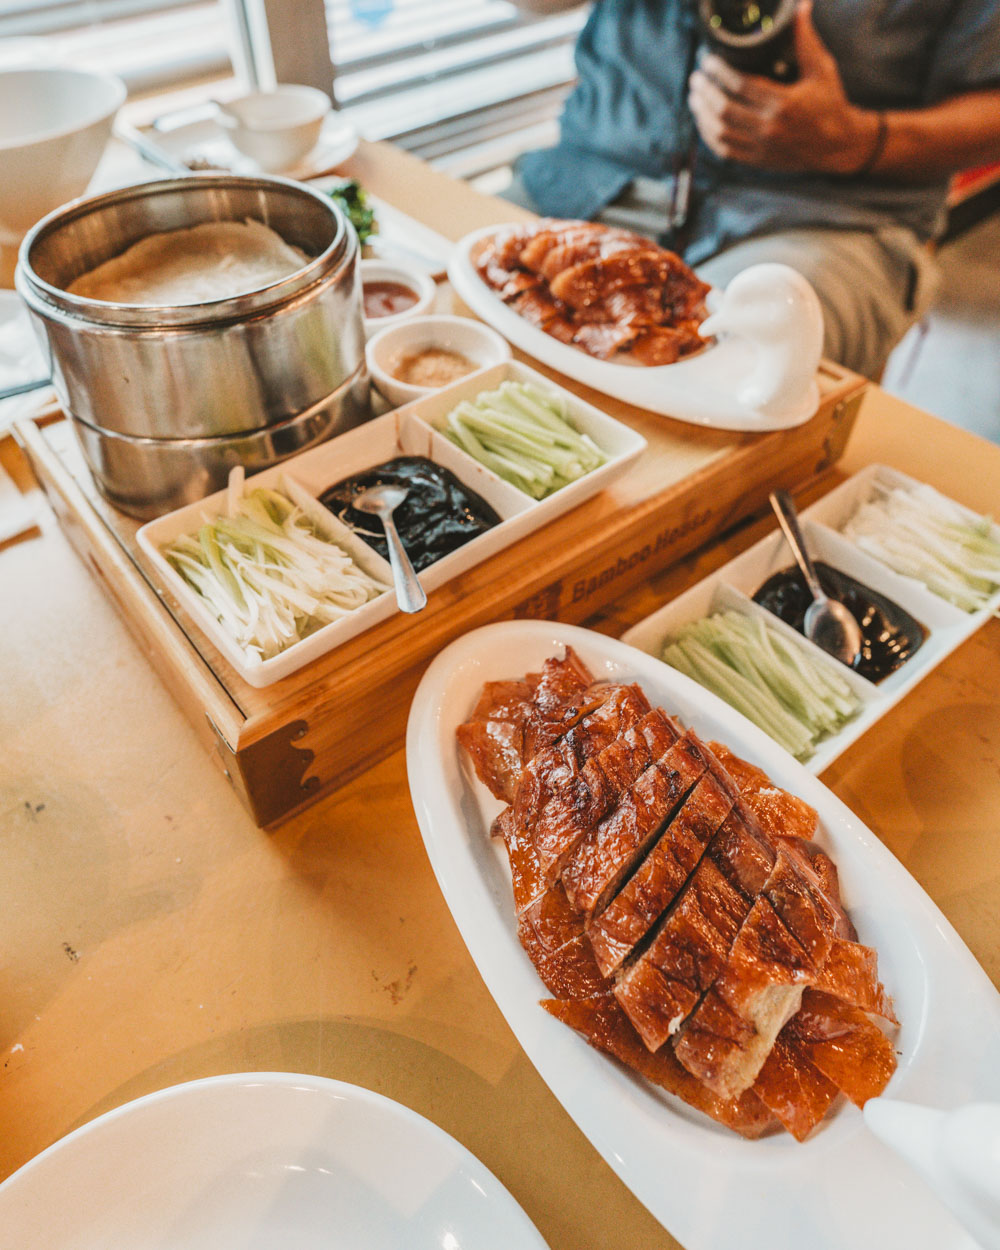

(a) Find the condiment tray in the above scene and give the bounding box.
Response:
[622,464,1000,772]
[137,360,646,687]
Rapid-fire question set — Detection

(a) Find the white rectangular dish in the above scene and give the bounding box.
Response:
[405,619,1000,1250]
[623,463,1000,772]
[137,361,646,686]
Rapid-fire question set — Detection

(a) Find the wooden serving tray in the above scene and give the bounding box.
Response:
[15,358,865,827]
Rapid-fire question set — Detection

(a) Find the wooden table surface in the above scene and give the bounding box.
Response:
[1,141,999,1250]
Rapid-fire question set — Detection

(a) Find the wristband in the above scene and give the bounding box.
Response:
[852,110,888,177]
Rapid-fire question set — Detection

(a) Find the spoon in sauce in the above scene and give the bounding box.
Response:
[769,490,863,667]
[353,483,427,614]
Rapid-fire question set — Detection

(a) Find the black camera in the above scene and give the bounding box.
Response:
[697,0,799,81]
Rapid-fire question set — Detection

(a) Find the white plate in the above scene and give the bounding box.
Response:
[623,463,1000,772]
[0,1072,549,1249]
[150,112,358,178]
[405,619,1000,1250]
[137,362,645,686]
[448,225,821,432]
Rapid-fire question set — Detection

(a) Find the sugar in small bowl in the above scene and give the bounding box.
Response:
[366,313,511,408]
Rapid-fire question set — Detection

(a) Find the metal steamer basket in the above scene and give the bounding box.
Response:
[17,174,370,519]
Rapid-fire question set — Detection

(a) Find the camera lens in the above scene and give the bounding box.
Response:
[708,0,784,37]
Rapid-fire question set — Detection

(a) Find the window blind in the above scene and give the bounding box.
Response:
[0,0,231,93]
[319,0,584,171]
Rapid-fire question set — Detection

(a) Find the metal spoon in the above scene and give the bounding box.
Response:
[352,483,427,614]
[769,489,863,667]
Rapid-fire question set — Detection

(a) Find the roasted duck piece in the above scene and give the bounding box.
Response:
[457,649,898,1141]
[475,219,710,365]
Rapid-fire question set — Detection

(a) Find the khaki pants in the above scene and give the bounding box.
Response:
[695,226,938,380]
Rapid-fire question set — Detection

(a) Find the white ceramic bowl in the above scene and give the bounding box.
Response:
[366,313,512,407]
[0,66,125,248]
[360,257,436,338]
[218,84,330,172]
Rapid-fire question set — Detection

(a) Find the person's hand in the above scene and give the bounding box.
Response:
[687,1,880,174]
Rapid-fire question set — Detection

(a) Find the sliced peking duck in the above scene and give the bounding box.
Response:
[457,648,898,1140]
[475,219,711,365]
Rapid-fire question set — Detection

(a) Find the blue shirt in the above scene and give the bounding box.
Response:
[518,0,1000,262]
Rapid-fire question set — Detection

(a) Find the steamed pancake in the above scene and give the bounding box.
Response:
[68,219,310,306]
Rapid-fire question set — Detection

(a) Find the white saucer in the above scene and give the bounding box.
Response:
[151,111,358,179]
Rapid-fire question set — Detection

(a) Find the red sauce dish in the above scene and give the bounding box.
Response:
[362,279,419,320]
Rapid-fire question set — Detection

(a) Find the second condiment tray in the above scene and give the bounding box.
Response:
[622,463,1000,772]
[137,360,646,686]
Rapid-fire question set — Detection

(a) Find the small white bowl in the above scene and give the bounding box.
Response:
[360,258,436,338]
[366,313,511,408]
[217,84,329,172]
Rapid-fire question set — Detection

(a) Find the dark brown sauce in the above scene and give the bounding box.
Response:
[753,561,927,683]
[362,279,419,319]
[319,455,500,572]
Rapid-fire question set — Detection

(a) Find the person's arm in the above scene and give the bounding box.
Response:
[687,1,1000,179]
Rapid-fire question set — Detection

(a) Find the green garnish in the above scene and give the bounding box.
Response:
[327,178,376,244]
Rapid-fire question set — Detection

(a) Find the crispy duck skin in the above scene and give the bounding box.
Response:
[492,806,548,915]
[708,742,818,840]
[752,1036,840,1142]
[511,684,654,839]
[510,284,568,332]
[610,801,775,1052]
[517,881,610,1000]
[548,251,705,313]
[521,707,680,884]
[629,324,705,367]
[680,843,845,1041]
[783,989,898,1106]
[573,321,641,359]
[490,686,666,914]
[542,994,778,1139]
[531,647,596,715]
[456,649,602,802]
[672,881,830,1100]
[588,769,738,977]
[456,678,540,802]
[812,937,897,1022]
[537,233,641,284]
[476,219,709,364]
[456,694,582,805]
[613,855,751,1050]
[518,222,633,277]
[560,731,712,918]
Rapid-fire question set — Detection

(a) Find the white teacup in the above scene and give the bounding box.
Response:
[217,85,330,172]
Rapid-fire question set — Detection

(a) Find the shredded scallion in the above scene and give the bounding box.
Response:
[841,482,1000,613]
[162,479,387,662]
